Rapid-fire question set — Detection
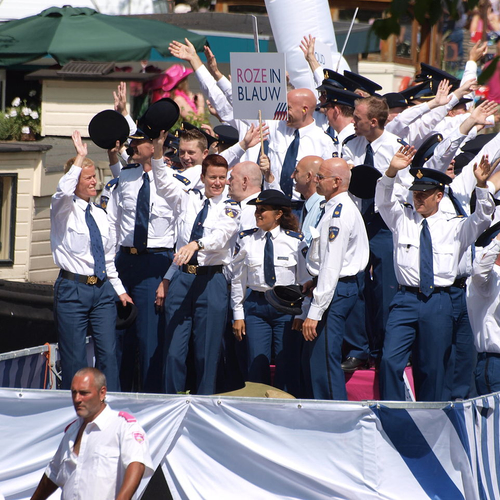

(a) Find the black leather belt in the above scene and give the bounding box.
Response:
[181,264,223,276]
[250,290,266,298]
[60,270,106,286]
[452,277,467,289]
[398,285,450,294]
[120,246,172,255]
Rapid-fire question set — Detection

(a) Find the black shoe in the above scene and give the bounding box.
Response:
[341,357,368,372]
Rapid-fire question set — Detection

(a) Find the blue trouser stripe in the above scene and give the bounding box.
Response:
[373,406,465,500]
[443,403,472,465]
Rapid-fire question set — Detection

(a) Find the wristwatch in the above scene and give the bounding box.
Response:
[196,240,204,250]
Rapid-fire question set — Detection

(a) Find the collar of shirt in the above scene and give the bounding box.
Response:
[369,129,389,154]
[259,224,281,241]
[84,404,113,432]
[240,193,258,208]
[73,195,90,212]
[305,192,324,212]
[295,119,318,139]
[324,190,349,212]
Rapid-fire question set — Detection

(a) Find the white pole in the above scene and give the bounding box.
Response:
[336,7,358,72]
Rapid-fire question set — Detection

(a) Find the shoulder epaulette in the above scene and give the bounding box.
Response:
[123,163,141,170]
[239,227,259,239]
[188,188,203,199]
[105,177,119,190]
[342,134,357,146]
[92,202,106,212]
[225,199,240,206]
[118,411,137,423]
[284,229,304,240]
[173,173,191,186]
[332,203,343,218]
[301,245,309,258]
[403,202,413,210]
[332,152,339,158]
[64,419,78,433]
[397,138,408,146]
[449,214,465,220]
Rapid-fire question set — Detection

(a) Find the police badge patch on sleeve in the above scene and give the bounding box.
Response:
[329,226,339,241]
[225,207,238,218]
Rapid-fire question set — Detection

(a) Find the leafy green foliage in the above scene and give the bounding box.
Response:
[478,56,500,84]
[373,0,481,40]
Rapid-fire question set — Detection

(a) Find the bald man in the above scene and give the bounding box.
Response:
[227,161,263,230]
[291,155,324,245]
[301,158,369,400]
[266,88,336,204]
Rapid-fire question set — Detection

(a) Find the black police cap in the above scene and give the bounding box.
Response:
[411,133,443,170]
[265,285,305,315]
[88,109,129,150]
[139,98,180,139]
[348,164,382,199]
[344,70,382,95]
[383,92,409,109]
[248,189,293,207]
[320,87,360,109]
[116,301,139,330]
[317,68,359,93]
[409,167,452,191]
[419,63,460,91]
[214,124,239,146]
[400,81,434,102]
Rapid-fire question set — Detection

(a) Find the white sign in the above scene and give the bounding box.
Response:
[313,39,333,70]
[230,52,287,120]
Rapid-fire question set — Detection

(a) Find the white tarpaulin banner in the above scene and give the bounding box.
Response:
[0,389,499,500]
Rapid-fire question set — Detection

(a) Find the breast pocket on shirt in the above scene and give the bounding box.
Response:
[246,256,263,282]
[64,222,88,255]
[434,244,455,276]
[150,204,173,237]
[395,237,419,271]
[94,445,120,478]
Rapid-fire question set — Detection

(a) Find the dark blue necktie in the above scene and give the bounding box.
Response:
[361,143,376,221]
[134,172,150,252]
[300,203,308,227]
[419,219,434,297]
[85,204,106,278]
[364,143,374,167]
[447,186,467,217]
[280,129,300,197]
[264,232,276,287]
[315,200,327,228]
[189,199,210,264]
[326,126,338,144]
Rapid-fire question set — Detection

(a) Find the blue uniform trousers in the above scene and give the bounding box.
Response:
[475,353,500,396]
[53,273,119,391]
[447,284,476,400]
[380,288,454,401]
[364,223,398,359]
[164,269,228,395]
[343,271,369,360]
[115,249,172,393]
[242,290,299,394]
[302,279,358,400]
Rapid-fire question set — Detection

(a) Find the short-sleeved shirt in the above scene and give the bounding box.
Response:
[45,405,153,500]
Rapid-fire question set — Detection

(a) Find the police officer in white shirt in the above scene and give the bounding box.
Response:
[467,226,500,395]
[301,158,370,400]
[51,132,132,391]
[107,126,177,393]
[151,134,240,395]
[375,147,495,401]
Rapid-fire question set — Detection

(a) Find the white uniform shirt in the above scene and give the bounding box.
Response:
[467,238,500,353]
[267,120,335,200]
[50,165,125,296]
[375,174,494,287]
[300,192,324,246]
[335,122,355,157]
[239,193,258,231]
[172,164,205,192]
[151,158,240,278]
[107,163,180,250]
[306,191,369,321]
[45,405,153,500]
[231,225,307,320]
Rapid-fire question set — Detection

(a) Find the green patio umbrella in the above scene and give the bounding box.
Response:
[0,6,206,66]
